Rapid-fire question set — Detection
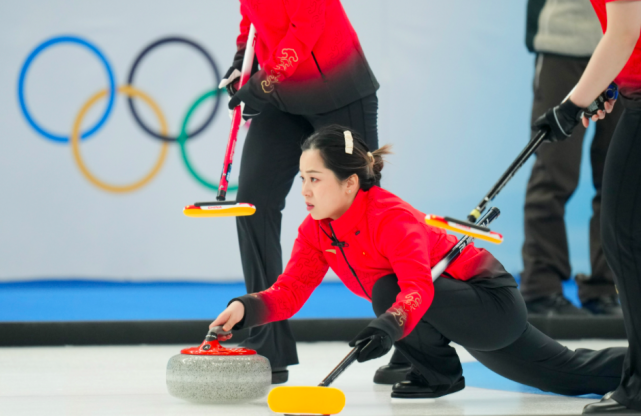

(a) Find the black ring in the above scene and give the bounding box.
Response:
[126,37,222,143]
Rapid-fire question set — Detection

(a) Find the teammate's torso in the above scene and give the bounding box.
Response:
[238,0,379,113]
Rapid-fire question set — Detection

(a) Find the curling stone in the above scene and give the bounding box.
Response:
[166,326,271,403]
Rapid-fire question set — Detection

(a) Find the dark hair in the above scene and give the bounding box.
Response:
[301,125,392,191]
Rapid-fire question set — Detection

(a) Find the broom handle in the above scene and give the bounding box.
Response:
[318,207,501,388]
[467,82,618,223]
[217,24,257,201]
[466,131,547,223]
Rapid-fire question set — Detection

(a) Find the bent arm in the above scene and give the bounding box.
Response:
[370,212,435,340]
[260,0,327,85]
[571,1,641,106]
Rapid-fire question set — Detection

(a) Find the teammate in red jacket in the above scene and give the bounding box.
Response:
[212,125,626,399]
[533,1,641,413]
[221,0,380,384]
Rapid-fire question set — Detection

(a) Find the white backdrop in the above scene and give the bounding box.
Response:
[2,0,593,282]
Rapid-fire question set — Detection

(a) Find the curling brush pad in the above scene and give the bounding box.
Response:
[425,215,503,244]
[183,203,256,218]
[268,386,346,415]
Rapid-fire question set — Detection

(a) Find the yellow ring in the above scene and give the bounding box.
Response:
[70,85,169,193]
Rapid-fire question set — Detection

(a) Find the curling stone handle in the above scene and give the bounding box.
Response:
[206,326,232,341]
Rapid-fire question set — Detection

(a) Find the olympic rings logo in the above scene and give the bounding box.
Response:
[17,35,238,194]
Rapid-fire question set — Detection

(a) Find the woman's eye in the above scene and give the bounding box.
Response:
[311,178,317,182]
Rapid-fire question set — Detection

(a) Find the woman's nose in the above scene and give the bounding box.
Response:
[301,182,312,197]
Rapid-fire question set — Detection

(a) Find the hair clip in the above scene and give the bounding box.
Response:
[344,131,354,154]
[367,152,374,163]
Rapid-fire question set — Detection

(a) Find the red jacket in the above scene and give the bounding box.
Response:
[231,0,379,114]
[234,187,510,340]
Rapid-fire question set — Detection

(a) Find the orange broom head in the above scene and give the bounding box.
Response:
[183,202,256,218]
[268,386,346,415]
[425,214,503,244]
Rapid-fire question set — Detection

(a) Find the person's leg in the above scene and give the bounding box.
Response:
[521,54,589,314]
[305,93,379,151]
[370,275,465,396]
[235,105,314,379]
[468,323,625,396]
[597,99,641,412]
[577,101,624,315]
[371,274,626,397]
[371,273,529,397]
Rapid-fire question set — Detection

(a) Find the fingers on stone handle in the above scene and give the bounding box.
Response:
[211,310,229,328]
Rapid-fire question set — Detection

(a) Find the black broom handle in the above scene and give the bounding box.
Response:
[467,82,618,223]
[467,130,547,223]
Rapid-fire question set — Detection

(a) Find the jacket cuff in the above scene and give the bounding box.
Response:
[368,312,405,342]
[228,294,269,330]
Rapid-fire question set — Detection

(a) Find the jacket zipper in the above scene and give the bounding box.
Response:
[311,51,327,82]
[322,223,372,300]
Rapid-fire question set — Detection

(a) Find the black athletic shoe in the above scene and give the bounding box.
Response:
[271,367,288,384]
[583,392,641,414]
[391,372,465,399]
[525,294,590,316]
[374,363,412,385]
[582,295,623,316]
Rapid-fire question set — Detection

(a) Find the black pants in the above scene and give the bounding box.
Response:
[235,94,379,368]
[373,275,626,395]
[522,54,623,303]
[601,96,641,411]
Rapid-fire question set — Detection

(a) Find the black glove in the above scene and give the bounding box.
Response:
[348,326,393,363]
[533,99,584,142]
[228,90,261,123]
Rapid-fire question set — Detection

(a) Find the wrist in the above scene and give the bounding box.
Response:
[568,94,592,109]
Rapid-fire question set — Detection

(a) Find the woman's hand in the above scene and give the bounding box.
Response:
[582,99,616,128]
[210,301,245,333]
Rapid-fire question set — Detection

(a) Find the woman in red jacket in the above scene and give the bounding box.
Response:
[532,1,641,413]
[221,0,380,384]
[212,125,626,399]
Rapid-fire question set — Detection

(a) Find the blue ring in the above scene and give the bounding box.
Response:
[17,35,116,143]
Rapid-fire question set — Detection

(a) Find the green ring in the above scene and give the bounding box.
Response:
[178,88,239,192]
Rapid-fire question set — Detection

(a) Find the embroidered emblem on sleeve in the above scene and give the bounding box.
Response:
[402,292,422,311]
[390,307,407,327]
[261,48,299,93]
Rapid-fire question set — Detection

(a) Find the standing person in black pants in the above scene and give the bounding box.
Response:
[532,0,641,412]
[220,0,379,384]
[522,0,623,316]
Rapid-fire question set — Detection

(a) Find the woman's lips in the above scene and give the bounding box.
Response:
[306,203,314,212]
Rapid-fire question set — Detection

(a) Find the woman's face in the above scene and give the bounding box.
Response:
[299,149,358,220]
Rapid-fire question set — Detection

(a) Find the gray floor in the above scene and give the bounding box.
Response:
[0,340,628,416]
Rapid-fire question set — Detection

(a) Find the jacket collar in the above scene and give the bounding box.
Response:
[321,189,369,241]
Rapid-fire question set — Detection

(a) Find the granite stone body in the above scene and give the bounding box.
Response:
[166,354,271,403]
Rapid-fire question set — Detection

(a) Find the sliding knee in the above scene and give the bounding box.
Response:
[371,274,401,317]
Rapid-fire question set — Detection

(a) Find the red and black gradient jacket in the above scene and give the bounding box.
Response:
[230,0,379,115]
[232,187,514,341]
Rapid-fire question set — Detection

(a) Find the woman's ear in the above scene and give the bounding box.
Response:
[346,174,359,194]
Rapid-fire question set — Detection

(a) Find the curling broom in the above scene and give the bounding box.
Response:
[183,24,258,218]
